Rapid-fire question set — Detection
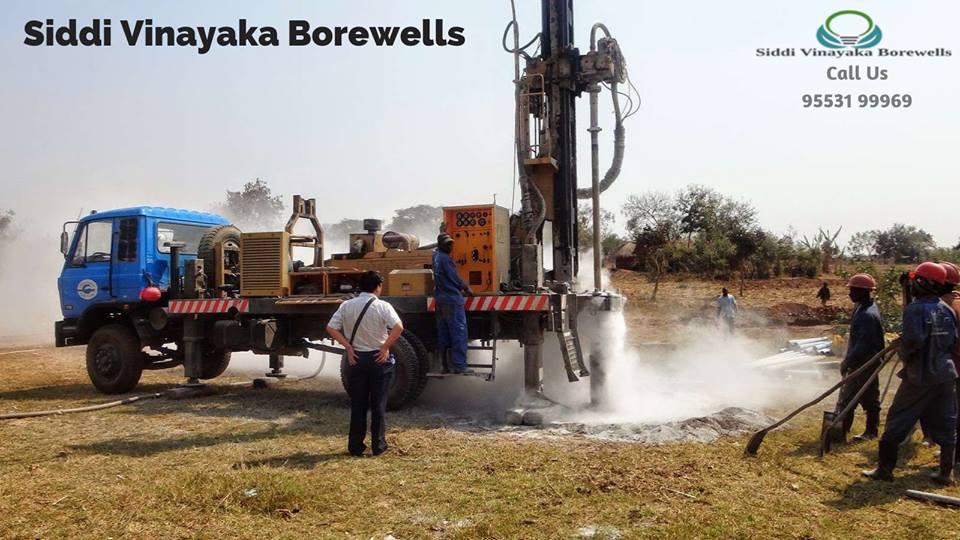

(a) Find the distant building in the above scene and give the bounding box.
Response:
[610,241,638,270]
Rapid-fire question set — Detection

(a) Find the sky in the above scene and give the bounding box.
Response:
[1,0,958,247]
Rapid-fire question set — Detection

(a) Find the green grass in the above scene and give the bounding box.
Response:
[1,347,958,539]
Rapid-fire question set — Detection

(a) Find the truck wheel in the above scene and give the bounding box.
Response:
[338,334,423,410]
[197,224,241,283]
[86,324,145,394]
[199,349,231,379]
[402,330,430,402]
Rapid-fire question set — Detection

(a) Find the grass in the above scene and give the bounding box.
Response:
[1,346,958,539]
[1,274,958,538]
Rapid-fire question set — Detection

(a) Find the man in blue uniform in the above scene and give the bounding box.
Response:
[837,273,885,441]
[433,234,474,374]
[863,262,958,485]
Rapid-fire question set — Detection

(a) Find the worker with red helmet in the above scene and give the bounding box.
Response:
[938,261,960,470]
[836,273,885,441]
[864,262,958,485]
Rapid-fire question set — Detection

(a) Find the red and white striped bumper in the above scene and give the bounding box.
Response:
[427,295,550,312]
[167,298,250,315]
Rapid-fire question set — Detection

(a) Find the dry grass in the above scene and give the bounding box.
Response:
[1,276,958,538]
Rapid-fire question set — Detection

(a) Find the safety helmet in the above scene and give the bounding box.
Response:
[912,261,948,285]
[941,262,960,286]
[846,273,877,290]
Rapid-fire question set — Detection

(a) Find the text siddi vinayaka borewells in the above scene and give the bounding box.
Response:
[24,19,467,54]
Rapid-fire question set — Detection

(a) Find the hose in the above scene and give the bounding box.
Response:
[2,350,329,420]
[0,392,163,420]
[577,29,626,200]
[507,0,546,244]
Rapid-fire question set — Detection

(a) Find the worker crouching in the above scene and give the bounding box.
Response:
[863,262,958,485]
[837,273,885,441]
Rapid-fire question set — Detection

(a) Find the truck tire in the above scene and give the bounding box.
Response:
[339,334,423,410]
[199,349,231,379]
[86,324,145,394]
[197,224,241,283]
[402,330,430,403]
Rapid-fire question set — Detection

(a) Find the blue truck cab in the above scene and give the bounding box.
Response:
[56,207,229,393]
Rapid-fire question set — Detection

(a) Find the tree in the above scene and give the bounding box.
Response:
[577,203,619,255]
[870,224,935,263]
[674,184,723,243]
[623,192,682,300]
[800,227,843,273]
[214,178,284,231]
[324,218,365,241]
[0,210,14,242]
[386,204,442,241]
[847,230,878,259]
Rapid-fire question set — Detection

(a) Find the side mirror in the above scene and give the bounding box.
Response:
[60,231,69,256]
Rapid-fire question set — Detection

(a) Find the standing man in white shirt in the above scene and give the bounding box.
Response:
[326,271,404,457]
[716,287,738,334]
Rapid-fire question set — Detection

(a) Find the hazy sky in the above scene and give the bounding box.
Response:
[2,0,958,246]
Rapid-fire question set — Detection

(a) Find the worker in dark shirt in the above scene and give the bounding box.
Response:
[433,234,473,374]
[938,262,960,469]
[816,282,831,306]
[837,273,885,441]
[864,262,958,485]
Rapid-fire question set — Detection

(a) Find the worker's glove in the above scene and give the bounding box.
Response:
[464,288,475,297]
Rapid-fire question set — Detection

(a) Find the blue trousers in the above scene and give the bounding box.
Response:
[346,351,394,455]
[881,379,958,448]
[436,298,468,370]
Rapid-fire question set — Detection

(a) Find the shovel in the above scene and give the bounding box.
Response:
[745,341,899,456]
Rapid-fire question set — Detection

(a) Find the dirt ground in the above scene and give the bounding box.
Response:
[1,275,958,538]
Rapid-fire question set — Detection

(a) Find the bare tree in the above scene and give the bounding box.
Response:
[801,227,842,274]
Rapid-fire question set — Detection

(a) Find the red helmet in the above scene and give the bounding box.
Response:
[846,273,877,290]
[914,261,947,285]
[941,262,960,286]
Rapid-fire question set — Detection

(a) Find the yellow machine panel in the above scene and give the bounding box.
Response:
[388,269,435,296]
[443,204,510,294]
[240,231,290,297]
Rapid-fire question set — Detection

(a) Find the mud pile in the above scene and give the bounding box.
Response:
[504,406,774,444]
[766,302,842,326]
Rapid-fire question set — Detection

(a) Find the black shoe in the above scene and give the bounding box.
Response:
[453,367,475,374]
[862,467,894,481]
[930,445,956,486]
[863,440,898,482]
[853,431,878,442]
[373,446,390,457]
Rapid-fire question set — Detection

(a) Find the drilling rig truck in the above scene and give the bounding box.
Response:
[54,0,633,418]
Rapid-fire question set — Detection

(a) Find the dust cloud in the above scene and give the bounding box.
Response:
[0,230,62,344]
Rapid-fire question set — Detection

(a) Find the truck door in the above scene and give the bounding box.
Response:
[111,216,143,301]
[58,218,115,318]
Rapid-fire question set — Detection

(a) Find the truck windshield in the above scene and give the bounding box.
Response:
[71,220,113,265]
[157,222,209,254]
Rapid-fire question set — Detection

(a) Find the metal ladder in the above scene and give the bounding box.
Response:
[554,294,589,382]
[426,312,498,382]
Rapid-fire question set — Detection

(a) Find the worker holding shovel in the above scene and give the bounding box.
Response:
[863,262,958,485]
[836,274,885,441]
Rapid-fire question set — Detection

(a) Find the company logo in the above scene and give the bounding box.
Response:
[816,10,882,49]
[77,279,98,300]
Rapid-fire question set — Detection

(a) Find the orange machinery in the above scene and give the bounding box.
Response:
[442,204,510,294]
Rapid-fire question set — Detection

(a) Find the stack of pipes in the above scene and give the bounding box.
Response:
[748,336,837,375]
